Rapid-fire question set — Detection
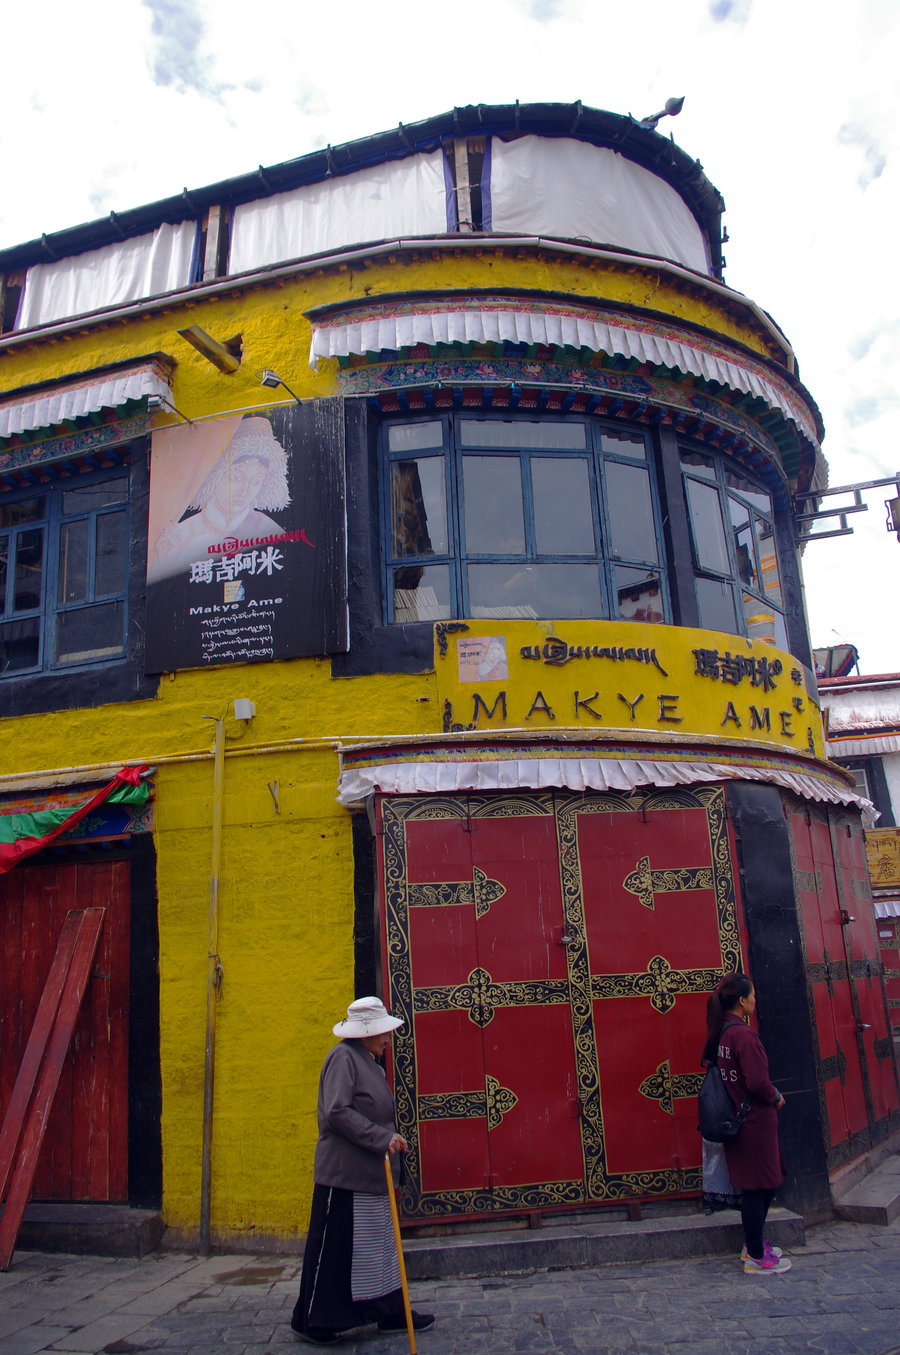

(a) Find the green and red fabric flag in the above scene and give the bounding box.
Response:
[0,766,150,874]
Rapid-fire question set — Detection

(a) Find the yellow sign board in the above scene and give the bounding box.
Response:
[434,620,825,758]
[866,829,900,890]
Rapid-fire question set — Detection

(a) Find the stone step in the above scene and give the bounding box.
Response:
[403,1206,804,1280]
[9,1203,164,1258]
[835,1153,900,1226]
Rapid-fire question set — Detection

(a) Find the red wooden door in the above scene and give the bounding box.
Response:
[0,859,130,1201]
[570,795,739,1199]
[791,806,898,1164]
[379,785,745,1220]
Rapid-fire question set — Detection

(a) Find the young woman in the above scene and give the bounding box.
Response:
[702,973,792,1274]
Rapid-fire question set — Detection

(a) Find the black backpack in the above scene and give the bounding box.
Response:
[697,1061,750,1142]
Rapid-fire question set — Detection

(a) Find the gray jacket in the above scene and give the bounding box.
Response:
[313,1040,400,1194]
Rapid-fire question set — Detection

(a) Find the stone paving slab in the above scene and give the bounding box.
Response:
[2,1218,900,1354]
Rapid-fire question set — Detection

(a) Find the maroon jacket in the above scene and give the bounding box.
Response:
[717,1016,785,1190]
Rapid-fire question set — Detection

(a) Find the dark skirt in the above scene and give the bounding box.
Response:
[291,1184,404,1337]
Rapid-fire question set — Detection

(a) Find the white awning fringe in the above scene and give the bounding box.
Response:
[0,363,171,440]
[309,305,818,448]
[336,754,876,827]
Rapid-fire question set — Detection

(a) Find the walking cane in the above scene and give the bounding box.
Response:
[384,1152,416,1355]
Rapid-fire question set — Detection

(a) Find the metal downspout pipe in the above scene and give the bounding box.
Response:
[199,716,225,1255]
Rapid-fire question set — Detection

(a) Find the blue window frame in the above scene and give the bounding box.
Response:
[0,467,130,677]
[680,448,787,648]
[381,413,668,624]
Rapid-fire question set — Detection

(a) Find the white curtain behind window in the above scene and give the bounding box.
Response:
[228,152,448,274]
[488,136,711,276]
[16,221,198,330]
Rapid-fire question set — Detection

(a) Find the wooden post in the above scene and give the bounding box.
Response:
[0,909,105,1270]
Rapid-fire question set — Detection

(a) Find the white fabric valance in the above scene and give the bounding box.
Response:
[336,754,876,827]
[228,153,449,275]
[15,222,198,330]
[0,361,172,439]
[488,136,712,276]
[827,733,900,758]
[308,300,819,447]
[875,898,900,919]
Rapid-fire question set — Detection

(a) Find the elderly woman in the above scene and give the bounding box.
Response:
[290,997,435,1346]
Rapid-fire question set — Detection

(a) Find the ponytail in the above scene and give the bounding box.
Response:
[701,972,753,1065]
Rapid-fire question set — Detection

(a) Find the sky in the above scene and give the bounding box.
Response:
[2,0,898,675]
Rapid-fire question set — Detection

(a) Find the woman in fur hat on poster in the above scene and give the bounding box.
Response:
[290,998,435,1346]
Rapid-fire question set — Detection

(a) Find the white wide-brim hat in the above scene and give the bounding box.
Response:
[333,996,403,1040]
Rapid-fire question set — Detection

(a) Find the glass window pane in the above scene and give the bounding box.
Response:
[96,510,127,596]
[392,564,451,622]
[468,562,603,619]
[605,461,658,562]
[600,430,646,460]
[754,519,783,608]
[0,497,46,528]
[614,567,664,624]
[61,474,127,515]
[679,450,716,481]
[58,519,89,604]
[724,469,772,514]
[463,456,525,554]
[532,458,595,554]
[740,592,786,648]
[728,497,760,592]
[0,616,40,673]
[696,575,737,633]
[387,422,443,453]
[0,538,7,614]
[389,457,447,557]
[14,529,43,612]
[460,420,585,449]
[685,478,729,574]
[54,602,124,665]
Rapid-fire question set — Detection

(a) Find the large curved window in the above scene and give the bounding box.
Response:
[382,415,667,624]
[681,449,787,648]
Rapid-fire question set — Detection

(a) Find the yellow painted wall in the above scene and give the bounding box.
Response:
[0,245,784,414]
[0,247,825,1245]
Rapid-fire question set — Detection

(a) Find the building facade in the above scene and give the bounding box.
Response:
[821,672,900,1039]
[0,103,896,1250]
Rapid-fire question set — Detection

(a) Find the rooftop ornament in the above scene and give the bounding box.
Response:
[634,96,685,131]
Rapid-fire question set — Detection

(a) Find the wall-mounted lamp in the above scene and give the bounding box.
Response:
[177,325,242,374]
[234,698,256,722]
[261,369,303,403]
[147,392,194,425]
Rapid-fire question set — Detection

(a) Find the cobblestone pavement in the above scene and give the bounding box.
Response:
[2,1216,900,1355]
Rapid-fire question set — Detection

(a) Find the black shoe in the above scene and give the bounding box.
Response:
[378,1311,435,1333]
[291,1325,343,1346]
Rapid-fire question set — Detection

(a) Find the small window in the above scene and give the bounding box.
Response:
[845,765,870,799]
[381,414,667,624]
[0,468,129,677]
[680,449,787,648]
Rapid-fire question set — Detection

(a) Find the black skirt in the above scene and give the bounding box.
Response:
[291,1184,404,1337]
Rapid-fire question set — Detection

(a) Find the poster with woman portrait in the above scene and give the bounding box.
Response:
[144,399,347,672]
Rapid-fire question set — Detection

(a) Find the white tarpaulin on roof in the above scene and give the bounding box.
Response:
[228,153,448,274]
[488,136,712,275]
[336,752,877,826]
[0,362,172,439]
[15,222,198,330]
